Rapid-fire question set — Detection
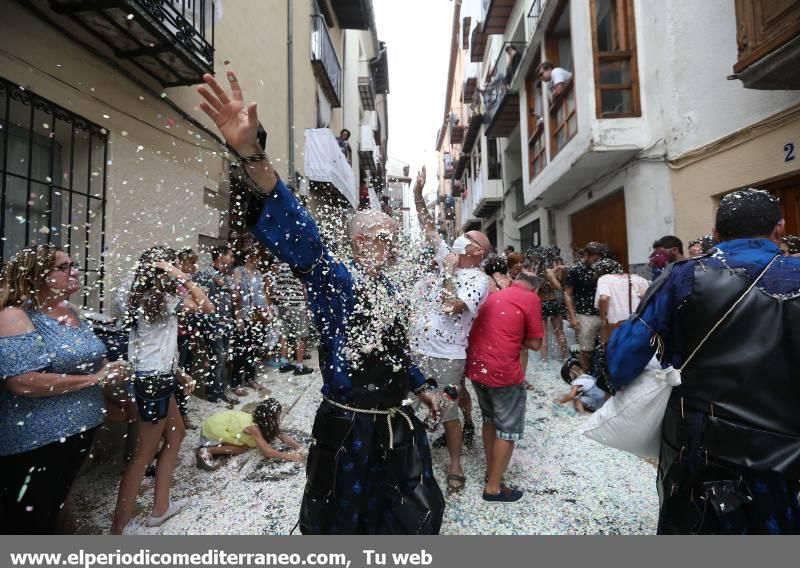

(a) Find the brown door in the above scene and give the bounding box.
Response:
[570,190,629,268]
[766,175,800,236]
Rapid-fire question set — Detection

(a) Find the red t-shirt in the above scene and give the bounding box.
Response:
[466,283,544,387]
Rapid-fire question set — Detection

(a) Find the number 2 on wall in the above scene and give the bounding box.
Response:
[786,143,796,162]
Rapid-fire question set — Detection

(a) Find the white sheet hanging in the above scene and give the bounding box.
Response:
[304,128,357,209]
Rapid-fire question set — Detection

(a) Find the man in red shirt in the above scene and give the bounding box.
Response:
[466,271,544,503]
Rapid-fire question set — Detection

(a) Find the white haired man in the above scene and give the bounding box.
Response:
[197,71,444,534]
[412,167,492,495]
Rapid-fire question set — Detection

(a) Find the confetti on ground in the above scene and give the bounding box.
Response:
[67,350,658,535]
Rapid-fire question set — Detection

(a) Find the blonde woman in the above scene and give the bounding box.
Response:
[0,245,127,534]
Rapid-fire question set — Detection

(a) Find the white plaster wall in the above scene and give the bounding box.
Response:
[552,161,673,266]
[660,0,800,158]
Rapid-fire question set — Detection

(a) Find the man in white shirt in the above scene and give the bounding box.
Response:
[537,61,573,99]
[593,259,650,344]
[413,167,491,495]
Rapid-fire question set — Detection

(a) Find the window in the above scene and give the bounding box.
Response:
[472,141,481,180]
[526,69,546,181]
[520,219,541,253]
[0,77,108,310]
[487,139,502,180]
[591,0,640,117]
[546,1,577,157]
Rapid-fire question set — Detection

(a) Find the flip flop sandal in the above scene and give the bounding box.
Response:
[446,474,466,495]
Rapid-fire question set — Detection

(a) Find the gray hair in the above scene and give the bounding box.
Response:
[515,272,540,289]
[349,209,397,238]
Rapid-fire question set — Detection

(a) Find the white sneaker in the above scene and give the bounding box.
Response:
[145,498,189,527]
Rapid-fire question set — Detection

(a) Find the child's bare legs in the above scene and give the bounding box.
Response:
[540,319,549,363]
[551,315,569,359]
[152,398,185,517]
[206,444,249,457]
[111,411,168,533]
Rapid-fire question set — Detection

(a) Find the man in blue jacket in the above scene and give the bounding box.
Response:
[197,71,443,534]
[608,189,800,534]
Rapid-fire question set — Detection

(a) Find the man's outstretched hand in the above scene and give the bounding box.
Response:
[198,71,278,194]
[198,71,259,157]
[413,166,427,198]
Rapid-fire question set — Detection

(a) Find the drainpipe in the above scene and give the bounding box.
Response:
[342,31,347,131]
[287,0,295,188]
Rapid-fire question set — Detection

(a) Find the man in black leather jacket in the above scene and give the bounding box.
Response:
[608,189,800,534]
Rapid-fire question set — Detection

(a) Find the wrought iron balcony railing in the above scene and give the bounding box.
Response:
[483,42,525,132]
[311,14,343,108]
[43,0,215,86]
[358,60,376,111]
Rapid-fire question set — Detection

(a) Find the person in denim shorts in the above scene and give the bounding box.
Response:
[111,247,214,534]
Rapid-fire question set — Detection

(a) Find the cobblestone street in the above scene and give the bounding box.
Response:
[69,353,658,535]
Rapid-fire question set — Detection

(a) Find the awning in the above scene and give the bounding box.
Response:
[304,128,357,209]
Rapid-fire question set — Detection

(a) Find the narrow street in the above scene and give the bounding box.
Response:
[69,354,658,535]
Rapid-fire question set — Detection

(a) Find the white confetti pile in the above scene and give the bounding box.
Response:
[66,350,658,534]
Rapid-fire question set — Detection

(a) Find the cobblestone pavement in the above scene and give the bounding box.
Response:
[69,353,659,535]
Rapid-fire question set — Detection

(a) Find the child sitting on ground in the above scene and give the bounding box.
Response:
[196,398,304,470]
[557,358,609,415]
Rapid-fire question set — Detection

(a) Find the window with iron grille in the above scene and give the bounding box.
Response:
[520,219,541,253]
[0,77,108,311]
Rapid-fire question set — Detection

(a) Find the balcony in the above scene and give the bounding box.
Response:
[444,153,455,179]
[483,42,525,138]
[26,0,214,86]
[525,76,641,208]
[358,61,376,111]
[325,0,371,30]
[311,14,342,108]
[471,22,488,62]
[371,42,391,94]
[461,187,481,232]
[450,125,466,145]
[474,176,503,218]
[359,123,380,173]
[463,60,481,102]
[482,0,517,35]
[732,0,800,90]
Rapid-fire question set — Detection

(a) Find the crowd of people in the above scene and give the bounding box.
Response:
[2,69,800,536]
[0,235,315,534]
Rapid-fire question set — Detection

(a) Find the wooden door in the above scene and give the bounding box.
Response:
[767,175,800,235]
[570,190,629,269]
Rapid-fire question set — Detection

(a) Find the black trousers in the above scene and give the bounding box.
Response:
[0,427,97,534]
[231,323,265,388]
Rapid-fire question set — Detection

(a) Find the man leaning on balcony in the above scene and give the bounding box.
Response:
[537,61,572,100]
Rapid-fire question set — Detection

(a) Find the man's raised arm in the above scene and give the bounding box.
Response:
[413,167,437,240]
[198,72,278,196]
[197,72,322,272]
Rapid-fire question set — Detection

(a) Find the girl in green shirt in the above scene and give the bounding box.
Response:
[196,398,304,469]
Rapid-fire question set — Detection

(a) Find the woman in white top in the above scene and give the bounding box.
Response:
[111,246,214,534]
[593,259,649,344]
